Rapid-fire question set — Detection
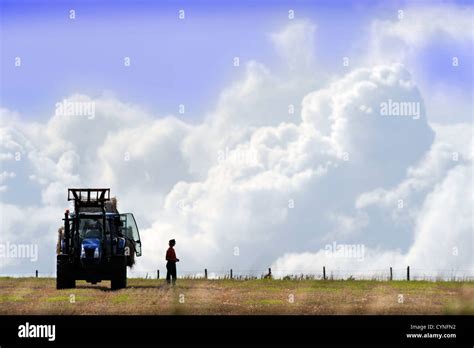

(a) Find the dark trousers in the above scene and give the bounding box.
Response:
[166,261,177,285]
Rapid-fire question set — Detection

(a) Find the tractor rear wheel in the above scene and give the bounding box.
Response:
[111,256,127,290]
[56,255,76,289]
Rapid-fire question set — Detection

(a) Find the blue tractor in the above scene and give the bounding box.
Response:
[56,188,142,290]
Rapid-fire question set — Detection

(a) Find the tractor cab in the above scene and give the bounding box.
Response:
[57,188,142,290]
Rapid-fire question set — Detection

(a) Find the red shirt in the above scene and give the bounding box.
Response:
[166,247,177,262]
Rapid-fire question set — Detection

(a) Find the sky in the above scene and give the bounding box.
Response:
[0,0,473,279]
[3,0,471,121]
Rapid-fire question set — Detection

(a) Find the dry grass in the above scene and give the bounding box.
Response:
[0,277,472,315]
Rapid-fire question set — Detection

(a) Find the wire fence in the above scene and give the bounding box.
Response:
[2,267,473,282]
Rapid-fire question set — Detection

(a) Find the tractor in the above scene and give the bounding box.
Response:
[56,188,142,290]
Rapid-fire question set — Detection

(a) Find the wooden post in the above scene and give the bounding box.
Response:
[323,266,326,280]
[204,268,208,279]
[230,269,233,279]
[157,270,160,279]
[35,270,38,278]
[390,267,393,281]
[407,266,410,281]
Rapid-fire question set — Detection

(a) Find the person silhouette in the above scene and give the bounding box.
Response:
[165,239,179,285]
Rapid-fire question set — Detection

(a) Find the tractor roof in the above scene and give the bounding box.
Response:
[68,188,110,212]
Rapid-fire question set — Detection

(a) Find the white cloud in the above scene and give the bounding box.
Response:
[366,4,474,125]
[406,164,473,270]
[356,122,471,211]
[0,171,16,192]
[271,248,406,278]
[270,20,317,71]
[132,62,439,275]
[368,5,473,64]
[273,123,473,278]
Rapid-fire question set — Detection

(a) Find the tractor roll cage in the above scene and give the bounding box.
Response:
[68,188,110,212]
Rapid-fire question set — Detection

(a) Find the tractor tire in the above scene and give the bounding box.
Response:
[56,255,76,289]
[111,256,127,290]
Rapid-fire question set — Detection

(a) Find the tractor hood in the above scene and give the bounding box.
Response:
[82,238,100,249]
[80,238,101,260]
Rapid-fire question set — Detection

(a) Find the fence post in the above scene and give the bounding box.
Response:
[157,270,160,279]
[323,266,326,280]
[230,269,233,279]
[390,267,393,281]
[35,270,38,278]
[407,266,410,281]
[204,268,208,279]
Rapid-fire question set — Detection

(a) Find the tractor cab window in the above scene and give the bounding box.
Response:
[120,213,142,256]
[78,218,103,240]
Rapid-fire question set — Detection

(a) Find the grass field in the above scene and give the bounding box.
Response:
[0,277,472,315]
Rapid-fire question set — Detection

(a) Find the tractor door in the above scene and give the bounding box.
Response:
[120,213,142,256]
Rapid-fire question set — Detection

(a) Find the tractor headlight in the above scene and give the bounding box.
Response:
[93,247,99,258]
[81,246,85,258]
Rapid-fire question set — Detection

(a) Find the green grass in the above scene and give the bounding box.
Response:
[111,294,130,304]
[0,295,25,302]
[46,296,70,302]
[0,277,472,315]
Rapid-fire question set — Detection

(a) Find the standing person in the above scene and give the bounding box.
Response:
[166,239,179,285]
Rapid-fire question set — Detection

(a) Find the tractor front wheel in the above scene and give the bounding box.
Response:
[111,256,127,290]
[56,255,76,289]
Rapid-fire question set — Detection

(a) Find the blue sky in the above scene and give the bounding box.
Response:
[3,0,471,122]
